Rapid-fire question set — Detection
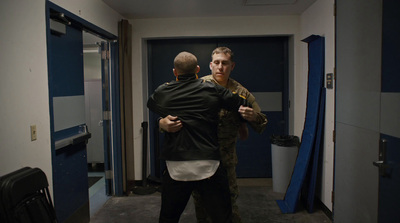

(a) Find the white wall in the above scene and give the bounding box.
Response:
[300,0,334,211]
[0,0,51,184]
[130,15,302,177]
[0,0,123,196]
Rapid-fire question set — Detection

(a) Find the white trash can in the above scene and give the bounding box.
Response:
[270,135,299,193]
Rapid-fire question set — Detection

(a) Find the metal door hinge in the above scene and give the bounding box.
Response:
[105,170,113,180]
[103,111,111,121]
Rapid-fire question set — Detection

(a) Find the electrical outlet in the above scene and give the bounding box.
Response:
[30,125,37,141]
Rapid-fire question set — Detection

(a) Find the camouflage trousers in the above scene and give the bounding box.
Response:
[192,165,241,223]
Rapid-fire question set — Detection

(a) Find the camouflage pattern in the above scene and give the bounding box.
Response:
[193,75,268,223]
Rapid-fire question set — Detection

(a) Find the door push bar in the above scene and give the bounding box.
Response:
[373,139,390,177]
[55,125,92,150]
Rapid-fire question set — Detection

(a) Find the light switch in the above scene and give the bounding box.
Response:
[30,125,37,141]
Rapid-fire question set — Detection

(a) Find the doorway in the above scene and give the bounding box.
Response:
[82,31,109,216]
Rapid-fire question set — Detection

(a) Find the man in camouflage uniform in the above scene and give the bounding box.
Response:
[159,47,267,223]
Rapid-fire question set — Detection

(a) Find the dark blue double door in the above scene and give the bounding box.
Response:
[147,37,289,178]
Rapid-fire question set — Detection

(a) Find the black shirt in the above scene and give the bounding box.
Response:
[147,73,247,161]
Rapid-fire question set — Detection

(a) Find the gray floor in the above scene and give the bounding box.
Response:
[89,179,332,223]
[88,172,110,216]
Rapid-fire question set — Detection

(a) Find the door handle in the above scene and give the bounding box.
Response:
[373,139,389,177]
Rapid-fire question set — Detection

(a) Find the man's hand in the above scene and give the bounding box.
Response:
[238,105,257,122]
[159,115,182,133]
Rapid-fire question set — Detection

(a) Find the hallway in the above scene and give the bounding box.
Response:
[89,179,331,223]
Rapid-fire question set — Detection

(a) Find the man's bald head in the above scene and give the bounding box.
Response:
[174,51,198,75]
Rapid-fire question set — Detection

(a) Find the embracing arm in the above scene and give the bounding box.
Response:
[158,115,182,133]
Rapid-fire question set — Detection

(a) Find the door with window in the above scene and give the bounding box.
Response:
[47,2,118,222]
[48,7,91,222]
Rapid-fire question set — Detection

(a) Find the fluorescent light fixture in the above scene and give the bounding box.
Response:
[244,0,297,5]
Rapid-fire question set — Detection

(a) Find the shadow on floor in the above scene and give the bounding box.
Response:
[88,176,102,188]
[90,179,332,223]
[88,172,110,218]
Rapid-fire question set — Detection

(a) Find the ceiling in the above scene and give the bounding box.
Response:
[83,0,316,45]
[101,0,317,19]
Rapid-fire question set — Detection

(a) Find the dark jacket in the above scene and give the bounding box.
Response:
[147,73,248,161]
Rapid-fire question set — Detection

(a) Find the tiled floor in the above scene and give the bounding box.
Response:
[89,178,332,223]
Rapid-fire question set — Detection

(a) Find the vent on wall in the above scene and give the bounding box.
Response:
[243,0,297,5]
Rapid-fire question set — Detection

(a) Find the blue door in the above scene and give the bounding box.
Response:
[376,0,400,221]
[218,37,288,177]
[47,2,119,221]
[47,9,90,223]
[147,37,288,178]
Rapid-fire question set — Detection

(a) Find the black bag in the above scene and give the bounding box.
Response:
[0,167,57,223]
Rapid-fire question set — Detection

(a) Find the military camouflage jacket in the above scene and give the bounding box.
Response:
[201,75,268,166]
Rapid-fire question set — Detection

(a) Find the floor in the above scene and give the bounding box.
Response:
[88,178,332,223]
[88,171,110,217]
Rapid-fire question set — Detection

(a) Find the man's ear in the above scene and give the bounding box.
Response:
[173,68,178,77]
[231,62,236,71]
[196,65,200,74]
